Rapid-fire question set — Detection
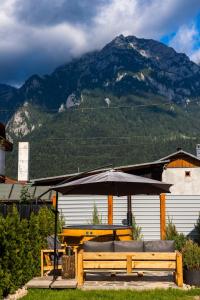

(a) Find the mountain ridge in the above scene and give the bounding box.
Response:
[2,34,200,178]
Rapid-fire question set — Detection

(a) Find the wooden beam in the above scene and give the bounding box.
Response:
[126,255,132,274]
[160,193,166,240]
[176,251,183,287]
[83,260,176,269]
[77,251,84,286]
[83,252,176,260]
[108,195,113,225]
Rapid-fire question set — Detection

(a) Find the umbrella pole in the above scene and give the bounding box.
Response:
[127,195,133,226]
[53,191,59,280]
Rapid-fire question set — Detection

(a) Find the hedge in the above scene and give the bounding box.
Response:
[0,205,62,298]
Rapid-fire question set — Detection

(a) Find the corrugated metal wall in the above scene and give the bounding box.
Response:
[58,195,108,225]
[59,195,200,240]
[166,195,200,239]
[58,195,160,240]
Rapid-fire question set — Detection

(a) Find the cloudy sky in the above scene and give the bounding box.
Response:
[1,0,200,86]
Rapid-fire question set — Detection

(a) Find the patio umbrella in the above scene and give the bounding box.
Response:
[51,169,171,196]
[50,170,172,280]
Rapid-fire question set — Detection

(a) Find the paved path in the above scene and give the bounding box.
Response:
[80,271,178,290]
[27,271,184,290]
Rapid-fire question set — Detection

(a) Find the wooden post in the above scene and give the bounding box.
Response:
[176,251,183,287]
[77,251,84,286]
[160,193,166,240]
[126,255,132,274]
[41,250,44,277]
[52,194,56,208]
[108,195,113,225]
[127,195,133,226]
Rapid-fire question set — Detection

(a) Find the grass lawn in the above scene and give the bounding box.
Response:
[23,288,200,300]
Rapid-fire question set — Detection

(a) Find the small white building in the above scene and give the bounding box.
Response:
[160,148,200,195]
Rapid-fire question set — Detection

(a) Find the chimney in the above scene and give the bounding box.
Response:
[18,142,29,183]
[196,144,200,159]
[0,123,13,182]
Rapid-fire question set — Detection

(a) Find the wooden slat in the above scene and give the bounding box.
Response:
[83,260,176,269]
[133,261,176,269]
[61,228,132,237]
[43,265,62,271]
[83,252,176,260]
[42,249,65,253]
[84,261,126,269]
[167,157,200,168]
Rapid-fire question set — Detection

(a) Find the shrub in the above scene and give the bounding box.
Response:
[182,240,200,270]
[166,217,187,251]
[90,204,102,224]
[132,215,143,240]
[0,204,63,298]
[20,185,32,203]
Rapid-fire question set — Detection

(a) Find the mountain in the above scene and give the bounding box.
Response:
[3,35,200,179]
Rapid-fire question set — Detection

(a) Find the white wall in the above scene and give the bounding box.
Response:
[162,167,200,195]
[166,195,200,240]
[58,195,160,240]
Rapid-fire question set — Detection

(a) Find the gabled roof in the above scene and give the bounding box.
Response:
[159,149,200,163]
[31,160,169,186]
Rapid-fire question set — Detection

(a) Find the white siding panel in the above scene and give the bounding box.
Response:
[58,195,108,225]
[58,195,161,240]
[166,195,200,238]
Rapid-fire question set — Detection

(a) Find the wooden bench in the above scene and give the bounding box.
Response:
[77,250,183,287]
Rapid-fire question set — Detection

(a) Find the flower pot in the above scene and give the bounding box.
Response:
[183,269,200,286]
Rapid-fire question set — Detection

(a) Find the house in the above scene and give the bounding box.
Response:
[160,147,200,195]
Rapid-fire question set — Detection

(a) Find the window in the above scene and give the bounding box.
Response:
[185,171,191,177]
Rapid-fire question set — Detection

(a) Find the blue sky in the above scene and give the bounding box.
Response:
[1,0,200,86]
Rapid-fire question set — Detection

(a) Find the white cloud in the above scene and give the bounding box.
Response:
[191,49,200,64]
[169,24,200,63]
[0,0,200,84]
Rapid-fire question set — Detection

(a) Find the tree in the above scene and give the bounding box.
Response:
[90,204,102,225]
[132,215,143,240]
[20,185,32,203]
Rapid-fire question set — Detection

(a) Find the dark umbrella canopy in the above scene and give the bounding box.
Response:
[51,170,171,196]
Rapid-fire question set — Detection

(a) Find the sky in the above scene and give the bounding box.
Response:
[1,0,200,86]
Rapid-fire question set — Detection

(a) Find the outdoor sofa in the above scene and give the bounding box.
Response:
[77,240,183,287]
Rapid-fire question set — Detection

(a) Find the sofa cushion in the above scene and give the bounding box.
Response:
[114,241,144,252]
[47,235,61,250]
[83,241,114,252]
[144,240,175,252]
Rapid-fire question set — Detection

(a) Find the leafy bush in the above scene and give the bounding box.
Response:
[90,204,102,225]
[20,185,32,203]
[166,217,187,251]
[0,205,63,298]
[166,217,178,239]
[132,215,143,240]
[182,240,200,270]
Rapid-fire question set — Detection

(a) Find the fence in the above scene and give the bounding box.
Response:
[0,202,52,219]
[58,194,200,240]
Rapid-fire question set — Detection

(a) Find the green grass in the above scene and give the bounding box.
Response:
[23,288,200,300]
